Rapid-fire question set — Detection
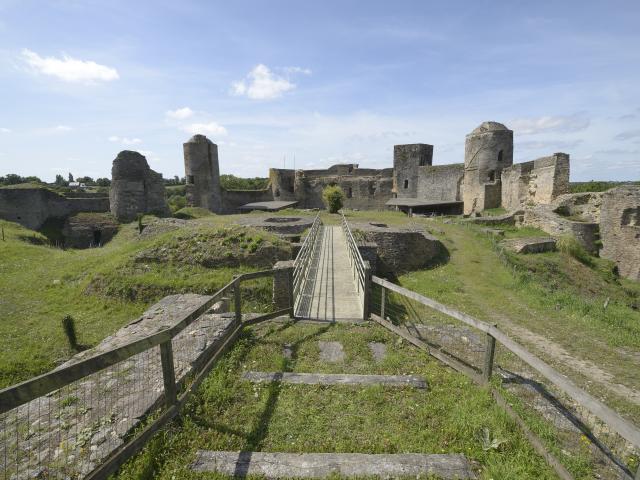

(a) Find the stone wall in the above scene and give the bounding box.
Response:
[110,150,170,222]
[552,192,603,223]
[416,163,464,202]
[269,166,394,210]
[351,222,444,275]
[393,144,434,199]
[62,212,119,248]
[501,153,570,211]
[0,187,109,230]
[220,188,274,214]
[521,205,600,253]
[463,122,514,214]
[600,185,640,281]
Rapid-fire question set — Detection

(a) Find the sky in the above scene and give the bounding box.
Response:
[1,0,640,182]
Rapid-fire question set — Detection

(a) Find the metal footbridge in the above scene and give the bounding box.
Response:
[293,213,371,322]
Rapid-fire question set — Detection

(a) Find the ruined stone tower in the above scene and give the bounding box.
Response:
[393,144,434,198]
[109,150,170,222]
[183,134,222,213]
[463,121,513,215]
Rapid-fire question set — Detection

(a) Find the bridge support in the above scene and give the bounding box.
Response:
[273,260,295,317]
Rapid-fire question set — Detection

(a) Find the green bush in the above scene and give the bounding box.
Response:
[556,235,594,267]
[322,185,344,213]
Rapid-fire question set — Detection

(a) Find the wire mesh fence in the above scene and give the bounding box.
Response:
[371,276,640,479]
[0,268,289,479]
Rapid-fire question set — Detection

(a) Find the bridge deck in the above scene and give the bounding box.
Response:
[295,226,363,321]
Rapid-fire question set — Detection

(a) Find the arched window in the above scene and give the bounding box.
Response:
[497,150,503,163]
[403,179,409,189]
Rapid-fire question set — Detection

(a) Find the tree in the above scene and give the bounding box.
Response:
[95,178,111,187]
[68,172,74,183]
[55,174,68,186]
[322,185,344,213]
[76,176,95,184]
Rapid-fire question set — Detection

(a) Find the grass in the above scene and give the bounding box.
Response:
[116,322,560,479]
[0,215,289,388]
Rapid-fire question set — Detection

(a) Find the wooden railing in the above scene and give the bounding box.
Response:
[371,275,640,480]
[341,212,371,320]
[0,269,293,480]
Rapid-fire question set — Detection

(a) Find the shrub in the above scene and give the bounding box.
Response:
[556,235,594,267]
[322,185,344,213]
[62,314,79,351]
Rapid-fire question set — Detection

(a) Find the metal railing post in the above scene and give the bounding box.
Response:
[159,340,177,407]
[234,277,242,323]
[287,266,295,318]
[363,262,372,321]
[483,326,497,383]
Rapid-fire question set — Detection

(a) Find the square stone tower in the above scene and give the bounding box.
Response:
[183,134,222,213]
[393,144,433,198]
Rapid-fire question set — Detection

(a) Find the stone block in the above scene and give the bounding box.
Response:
[500,237,556,254]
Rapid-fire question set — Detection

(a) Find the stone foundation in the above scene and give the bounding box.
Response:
[521,205,599,253]
[62,212,119,248]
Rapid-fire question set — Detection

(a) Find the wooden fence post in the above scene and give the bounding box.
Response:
[380,286,386,320]
[159,340,177,407]
[483,327,497,383]
[234,277,242,323]
[363,262,372,321]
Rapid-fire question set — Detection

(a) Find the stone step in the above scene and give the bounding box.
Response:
[191,451,477,479]
[242,371,427,388]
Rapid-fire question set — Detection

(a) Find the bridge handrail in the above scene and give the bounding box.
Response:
[292,212,322,298]
[340,211,370,319]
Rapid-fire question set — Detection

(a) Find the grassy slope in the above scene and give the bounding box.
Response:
[337,210,640,421]
[0,215,289,388]
[117,322,558,480]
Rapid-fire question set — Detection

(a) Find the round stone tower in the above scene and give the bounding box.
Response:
[183,134,222,213]
[463,121,513,215]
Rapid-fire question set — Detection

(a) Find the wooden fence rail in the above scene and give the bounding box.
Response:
[0,268,295,479]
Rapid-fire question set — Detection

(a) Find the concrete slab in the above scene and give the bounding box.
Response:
[192,451,476,478]
[318,340,345,363]
[242,371,427,388]
[368,342,387,363]
[238,200,299,211]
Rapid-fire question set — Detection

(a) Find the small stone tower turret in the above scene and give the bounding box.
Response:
[183,134,222,213]
[393,143,433,198]
[463,121,513,215]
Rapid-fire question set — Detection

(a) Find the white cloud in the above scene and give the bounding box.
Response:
[0,127,10,133]
[21,48,119,84]
[511,113,590,135]
[165,107,194,120]
[614,129,640,141]
[231,64,296,100]
[181,122,228,136]
[108,136,142,145]
[52,125,73,133]
[283,66,312,75]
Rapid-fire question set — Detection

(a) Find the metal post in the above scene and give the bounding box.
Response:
[380,287,386,320]
[287,266,295,318]
[234,277,242,323]
[159,340,177,407]
[483,328,497,383]
[363,262,372,321]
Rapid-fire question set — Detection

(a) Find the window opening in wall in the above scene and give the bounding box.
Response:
[488,170,495,182]
[621,207,640,226]
[497,150,503,163]
[347,187,352,198]
[403,179,409,189]
[348,166,353,174]
[275,188,280,197]
[187,175,195,184]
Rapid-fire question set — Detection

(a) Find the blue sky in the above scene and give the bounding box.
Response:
[1,0,639,181]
